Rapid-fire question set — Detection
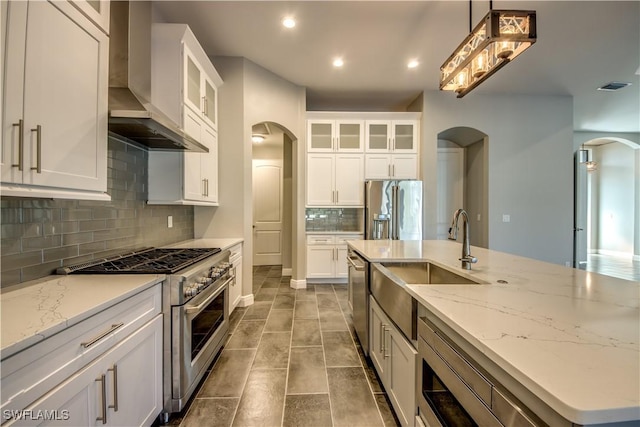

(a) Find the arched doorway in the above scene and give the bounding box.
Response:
[251,121,296,278]
[574,137,640,280]
[436,127,489,248]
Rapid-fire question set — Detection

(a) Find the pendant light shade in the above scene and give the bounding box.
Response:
[440,10,537,98]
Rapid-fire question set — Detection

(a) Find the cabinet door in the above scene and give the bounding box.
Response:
[307,120,334,152]
[106,316,163,427]
[69,0,110,34]
[183,45,203,120]
[183,107,205,201]
[201,125,218,203]
[11,0,108,191]
[336,121,363,152]
[202,75,217,131]
[365,121,391,152]
[306,245,336,278]
[335,154,364,206]
[2,0,27,184]
[387,326,418,427]
[392,121,418,153]
[23,316,162,427]
[335,245,349,278]
[369,300,389,382]
[307,154,335,206]
[230,256,243,311]
[365,154,392,180]
[391,154,418,180]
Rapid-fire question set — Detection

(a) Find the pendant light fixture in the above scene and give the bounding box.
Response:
[579,144,598,172]
[440,1,537,98]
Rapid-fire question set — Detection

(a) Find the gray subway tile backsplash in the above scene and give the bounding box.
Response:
[305,208,363,232]
[0,137,194,288]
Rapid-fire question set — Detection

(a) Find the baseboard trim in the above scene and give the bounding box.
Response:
[306,278,348,284]
[290,279,306,289]
[237,294,254,307]
[281,267,292,277]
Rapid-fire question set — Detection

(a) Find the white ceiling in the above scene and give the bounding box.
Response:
[153,1,640,133]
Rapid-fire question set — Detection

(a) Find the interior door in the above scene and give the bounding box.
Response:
[574,151,588,269]
[253,159,283,266]
[436,148,464,240]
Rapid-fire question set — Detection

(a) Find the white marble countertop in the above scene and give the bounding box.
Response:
[1,274,164,360]
[168,238,243,251]
[306,231,364,235]
[348,239,640,425]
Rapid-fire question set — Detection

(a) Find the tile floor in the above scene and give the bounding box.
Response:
[584,253,640,282]
[174,265,400,427]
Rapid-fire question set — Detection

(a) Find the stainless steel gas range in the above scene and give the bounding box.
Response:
[59,247,234,416]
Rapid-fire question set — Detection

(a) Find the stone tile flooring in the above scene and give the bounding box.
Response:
[175,265,400,427]
[584,253,640,282]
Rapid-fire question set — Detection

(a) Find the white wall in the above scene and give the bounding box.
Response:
[420,91,574,265]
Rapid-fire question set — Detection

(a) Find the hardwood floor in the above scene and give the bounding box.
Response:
[172,265,400,427]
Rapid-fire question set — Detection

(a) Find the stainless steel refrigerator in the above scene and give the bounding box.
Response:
[365,179,423,240]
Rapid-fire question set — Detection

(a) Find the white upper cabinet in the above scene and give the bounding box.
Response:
[183,44,218,131]
[308,120,364,152]
[149,23,222,206]
[1,0,109,200]
[307,154,363,207]
[152,23,222,136]
[365,120,418,153]
[69,0,110,34]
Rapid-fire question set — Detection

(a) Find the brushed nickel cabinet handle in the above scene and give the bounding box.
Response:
[202,96,207,115]
[384,327,390,359]
[96,374,107,424]
[108,365,119,412]
[380,323,385,353]
[30,125,41,173]
[81,323,124,348]
[11,119,24,170]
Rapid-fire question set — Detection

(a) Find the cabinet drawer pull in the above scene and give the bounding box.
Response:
[30,125,42,173]
[108,364,119,412]
[11,119,24,170]
[96,374,107,424]
[81,323,124,348]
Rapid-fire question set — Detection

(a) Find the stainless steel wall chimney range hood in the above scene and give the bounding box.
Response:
[108,1,207,152]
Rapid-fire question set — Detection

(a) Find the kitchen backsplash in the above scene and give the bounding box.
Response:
[305,208,363,232]
[0,137,194,288]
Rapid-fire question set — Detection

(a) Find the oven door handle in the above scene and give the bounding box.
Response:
[185,276,232,316]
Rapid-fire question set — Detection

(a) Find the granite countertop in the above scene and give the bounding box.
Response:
[168,238,243,251]
[0,274,164,360]
[348,239,640,425]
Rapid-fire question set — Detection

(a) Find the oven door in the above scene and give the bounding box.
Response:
[171,275,231,406]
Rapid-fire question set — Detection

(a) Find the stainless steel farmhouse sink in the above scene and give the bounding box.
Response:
[370,262,485,341]
[381,262,483,285]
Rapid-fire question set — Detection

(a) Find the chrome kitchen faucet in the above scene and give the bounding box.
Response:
[448,209,478,270]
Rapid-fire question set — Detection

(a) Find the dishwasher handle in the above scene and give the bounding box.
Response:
[347,255,366,271]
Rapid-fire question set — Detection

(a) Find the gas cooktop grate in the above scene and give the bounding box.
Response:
[58,248,221,274]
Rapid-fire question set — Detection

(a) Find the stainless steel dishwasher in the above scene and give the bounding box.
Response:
[347,249,369,355]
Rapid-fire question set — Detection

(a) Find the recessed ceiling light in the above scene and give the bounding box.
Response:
[282,17,296,28]
[252,135,265,143]
[407,60,419,69]
[333,58,344,68]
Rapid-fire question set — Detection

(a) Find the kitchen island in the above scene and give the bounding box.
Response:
[348,239,640,426]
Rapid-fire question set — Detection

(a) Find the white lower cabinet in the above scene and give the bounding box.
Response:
[370,297,417,427]
[306,234,361,280]
[20,316,162,427]
[229,243,243,311]
[1,284,163,427]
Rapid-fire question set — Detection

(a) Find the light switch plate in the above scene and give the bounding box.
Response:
[168,216,173,228]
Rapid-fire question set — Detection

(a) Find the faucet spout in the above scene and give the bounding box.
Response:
[448,209,478,270]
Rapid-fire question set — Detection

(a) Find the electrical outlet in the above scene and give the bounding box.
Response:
[502,214,511,223]
[168,216,173,228]
[476,214,481,221]
[565,261,571,267]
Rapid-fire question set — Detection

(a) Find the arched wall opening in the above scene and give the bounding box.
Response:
[436,126,489,248]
